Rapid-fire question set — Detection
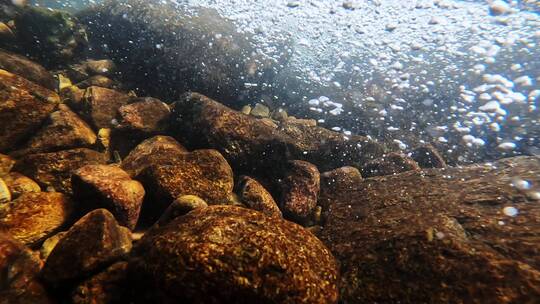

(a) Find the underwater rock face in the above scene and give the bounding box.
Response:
[129,205,339,304]
[0,233,53,304]
[41,209,132,286]
[137,149,234,222]
[120,135,187,177]
[280,160,320,223]
[410,144,447,169]
[361,152,420,178]
[13,148,108,193]
[0,192,73,247]
[14,6,87,67]
[116,98,171,134]
[72,165,145,230]
[0,49,56,90]
[71,261,129,304]
[320,156,540,303]
[1,172,40,199]
[0,69,60,153]
[14,104,97,156]
[78,86,131,130]
[237,175,281,218]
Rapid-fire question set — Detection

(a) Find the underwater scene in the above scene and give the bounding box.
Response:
[0,0,539,303]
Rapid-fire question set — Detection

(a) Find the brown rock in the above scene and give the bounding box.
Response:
[0,178,9,203]
[280,160,320,223]
[41,209,132,286]
[320,166,362,197]
[154,195,208,228]
[0,49,56,90]
[72,165,145,230]
[39,231,66,261]
[84,59,116,76]
[138,149,234,222]
[79,86,131,129]
[0,192,73,246]
[71,261,129,304]
[116,98,170,134]
[13,148,108,193]
[13,104,97,156]
[237,175,281,217]
[129,205,339,303]
[410,144,447,168]
[0,22,15,42]
[76,75,117,89]
[0,69,60,152]
[320,156,540,303]
[0,233,53,304]
[1,172,40,199]
[361,152,420,178]
[0,153,14,175]
[121,135,187,177]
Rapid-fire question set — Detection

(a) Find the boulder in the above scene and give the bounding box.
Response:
[72,165,145,230]
[320,156,540,303]
[0,49,56,90]
[280,160,320,223]
[71,261,129,304]
[1,172,40,199]
[137,149,234,222]
[0,233,53,304]
[13,148,108,193]
[0,192,73,247]
[361,152,420,178]
[78,86,131,130]
[41,209,132,286]
[116,97,171,134]
[120,135,187,177]
[410,144,447,168]
[154,195,208,228]
[0,69,60,152]
[13,104,97,156]
[14,6,87,66]
[129,205,339,303]
[237,175,281,218]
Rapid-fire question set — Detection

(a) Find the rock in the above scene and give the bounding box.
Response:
[0,49,56,90]
[240,105,251,115]
[0,153,14,175]
[0,233,53,304]
[72,165,145,230]
[39,231,66,261]
[0,21,15,42]
[237,176,281,217]
[14,6,88,66]
[280,160,320,223]
[61,84,85,106]
[13,148,108,193]
[41,209,132,286]
[271,108,288,121]
[320,166,362,195]
[137,149,234,222]
[0,192,73,247]
[0,178,9,203]
[71,261,129,304]
[361,152,420,178]
[1,172,40,199]
[0,69,60,153]
[410,144,447,168]
[129,205,339,303]
[120,135,187,177]
[75,75,116,89]
[97,128,112,151]
[320,156,540,303]
[13,104,97,156]
[79,86,131,130]
[250,103,270,118]
[285,117,317,127]
[84,59,115,76]
[154,195,208,228]
[116,98,171,134]
[57,74,73,91]
[170,92,384,174]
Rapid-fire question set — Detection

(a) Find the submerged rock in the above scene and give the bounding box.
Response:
[39,231,66,261]
[72,165,145,230]
[280,160,320,223]
[0,69,60,153]
[237,175,281,218]
[250,103,270,118]
[410,144,447,168]
[0,177,10,203]
[0,153,14,175]
[13,148,108,193]
[320,156,540,303]
[0,49,56,90]
[41,209,132,286]
[0,192,73,247]
[154,194,208,228]
[71,261,129,304]
[129,205,339,303]
[78,86,131,130]
[66,59,116,83]
[1,172,40,199]
[361,152,420,178]
[116,98,171,134]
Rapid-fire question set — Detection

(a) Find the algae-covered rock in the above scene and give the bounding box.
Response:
[14,6,87,66]
[0,192,73,247]
[78,86,131,129]
[129,205,339,303]
[72,165,145,230]
[250,103,270,118]
[280,160,320,223]
[0,69,60,152]
[71,261,129,304]
[14,104,97,156]
[0,233,53,304]
[41,209,132,286]
[154,194,208,228]
[116,98,171,134]
[120,135,187,177]
[137,149,234,222]
[361,152,420,178]
[0,49,56,90]
[237,175,281,218]
[320,156,540,303]
[1,172,40,199]
[13,148,108,193]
